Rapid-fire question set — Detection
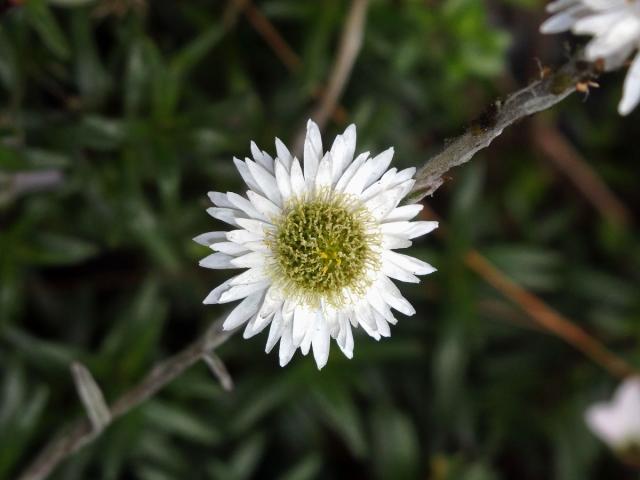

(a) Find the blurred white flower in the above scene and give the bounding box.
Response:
[586,377,640,454]
[541,0,640,115]
[196,120,437,369]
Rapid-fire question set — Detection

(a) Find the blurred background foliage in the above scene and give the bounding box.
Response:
[1,0,639,479]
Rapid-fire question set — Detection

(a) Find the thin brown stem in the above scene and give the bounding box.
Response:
[419,204,637,379]
[233,0,349,124]
[306,0,369,131]
[292,0,370,154]
[532,118,632,226]
[464,250,637,379]
[242,2,302,73]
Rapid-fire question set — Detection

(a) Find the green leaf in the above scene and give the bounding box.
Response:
[48,0,97,7]
[312,387,368,458]
[169,25,224,79]
[371,406,420,479]
[207,434,266,480]
[27,232,99,266]
[142,401,221,445]
[25,0,71,59]
[277,454,322,480]
[71,10,110,107]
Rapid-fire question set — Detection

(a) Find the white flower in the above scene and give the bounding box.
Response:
[540,0,640,115]
[195,120,437,369]
[586,377,640,451]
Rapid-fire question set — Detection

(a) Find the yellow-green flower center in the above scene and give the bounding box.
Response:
[268,195,379,307]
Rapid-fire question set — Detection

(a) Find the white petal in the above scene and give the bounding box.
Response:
[293,305,311,347]
[223,292,264,330]
[381,234,412,249]
[208,191,234,208]
[393,167,417,184]
[367,288,397,325]
[383,250,437,276]
[408,221,438,238]
[303,119,323,187]
[365,147,395,188]
[289,157,306,199]
[377,276,416,316]
[230,251,268,268]
[373,310,391,337]
[300,323,314,356]
[336,315,354,359]
[207,207,241,227]
[210,242,248,255]
[355,304,380,340]
[275,137,293,170]
[540,7,582,34]
[255,289,283,322]
[615,377,640,409]
[233,157,263,194]
[586,404,628,447]
[226,229,263,246]
[218,280,270,304]
[381,258,420,283]
[199,252,238,269]
[335,152,369,192]
[203,279,232,304]
[364,180,414,220]
[275,159,293,202]
[583,0,626,11]
[329,134,348,184]
[343,159,375,196]
[547,0,579,13]
[314,152,333,191]
[279,320,296,366]
[247,190,281,220]
[602,42,635,70]
[329,124,357,184]
[619,53,640,115]
[193,231,227,246]
[343,324,354,358]
[228,267,269,286]
[384,204,423,222]
[243,240,270,253]
[247,160,282,206]
[227,192,266,221]
[342,123,357,161]
[265,309,284,353]
[250,141,274,173]
[382,220,438,238]
[235,218,272,236]
[360,167,398,201]
[585,17,640,60]
[573,10,627,37]
[243,304,275,338]
[312,320,331,369]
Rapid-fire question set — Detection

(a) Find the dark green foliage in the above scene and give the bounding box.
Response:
[1,1,639,479]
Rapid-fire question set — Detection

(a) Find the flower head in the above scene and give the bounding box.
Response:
[541,0,640,115]
[586,377,640,456]
[195,120,437,369]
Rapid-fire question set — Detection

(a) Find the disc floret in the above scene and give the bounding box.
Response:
[269,193,380,307]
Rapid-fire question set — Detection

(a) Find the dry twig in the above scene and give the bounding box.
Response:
[292,0,370,154]
[532,119,631,226]
[464,250,637,379]
[408,58,602,203]
[17,320,232,480]
[419,204,637,379]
